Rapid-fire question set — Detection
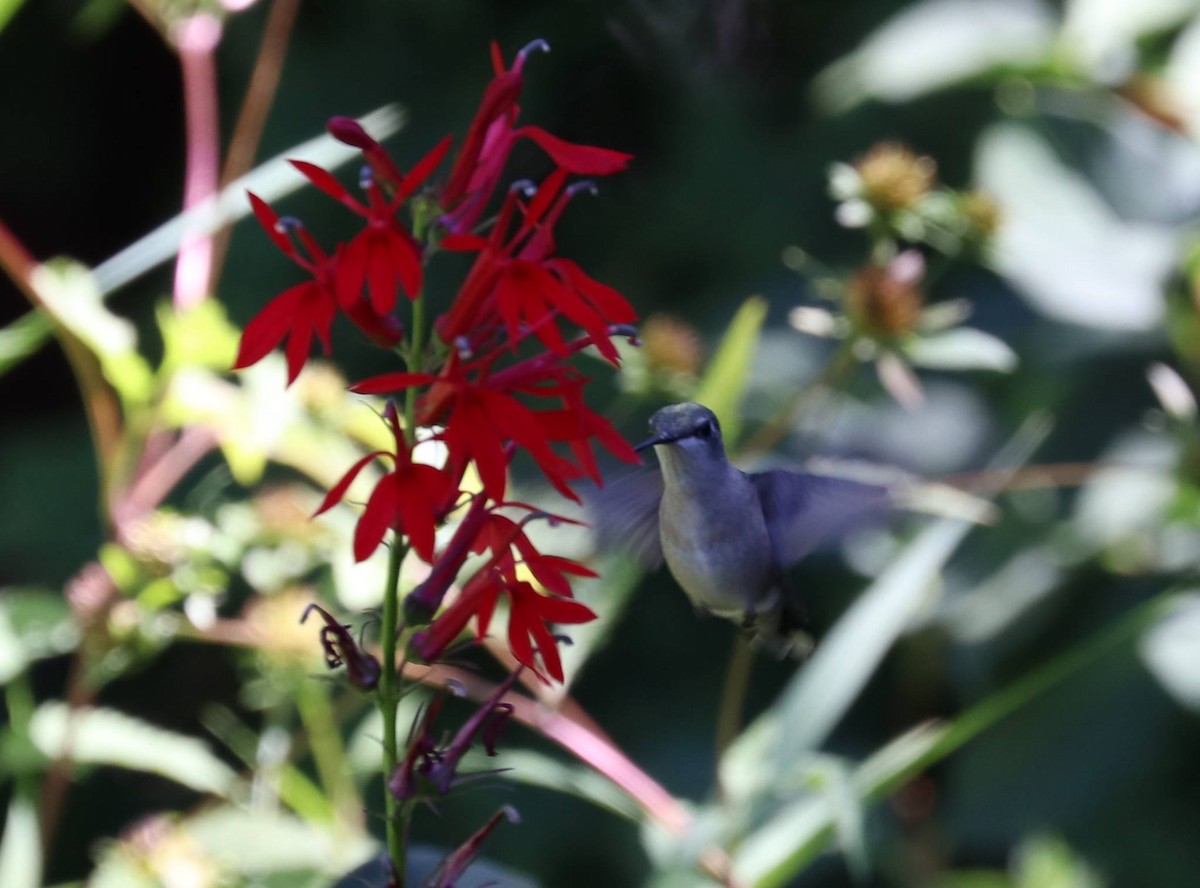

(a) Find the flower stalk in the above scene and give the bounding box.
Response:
[237,40,639,883]
[379,538,407,881]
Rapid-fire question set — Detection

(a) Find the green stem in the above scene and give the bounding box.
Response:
[379,538,406,883]
[739,337,857,459]
[404,290,427,446]
[383,287,426,885]
[714,633,755,801]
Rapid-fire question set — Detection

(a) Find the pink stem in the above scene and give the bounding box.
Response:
[172,13,223,310]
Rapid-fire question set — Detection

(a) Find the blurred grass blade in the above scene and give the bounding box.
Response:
[464,748,642,822]
[825,763,869,883]
[775,514,972,759]
[0,310,53,376]
[30,702,239,796]
[201,705,335,823]
[773,413,1051,761]
[734,590,1175,886]
[0,796,41,888]
[92,103,406,297]
[694,295,768,447]
[734,723,945,887]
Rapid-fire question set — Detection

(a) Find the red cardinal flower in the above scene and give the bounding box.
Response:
[351,354,580,502]
[439,174,637,366]
[411,506,596,682]
[290,135,452,314]
[313,408,458,562]
[233,195,340,384]
[414,569,594,683]
[441,40,633,235]
[470,509,596,596]
[233,193,401,384]
[505,580,594,683]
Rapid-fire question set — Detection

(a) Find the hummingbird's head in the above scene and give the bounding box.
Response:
[635,402,723,454]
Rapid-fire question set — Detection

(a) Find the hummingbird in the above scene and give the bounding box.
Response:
[591,402,905,653]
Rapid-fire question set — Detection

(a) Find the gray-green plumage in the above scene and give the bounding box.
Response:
[592,402,893,652]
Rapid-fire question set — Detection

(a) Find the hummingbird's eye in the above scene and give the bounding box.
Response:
[697,419,715,439]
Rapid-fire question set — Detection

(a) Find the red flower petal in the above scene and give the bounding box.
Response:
[395,134,454,204]
[313,451,387,517]
[290,160,355,207]
[354,473,400,562]
[350,372,437,395]
[519,126,633,175]
[523,167,568,228]
[440,233,490,252]
[247,192,296,258]
[233,283,305,371]
[546,257,638,323]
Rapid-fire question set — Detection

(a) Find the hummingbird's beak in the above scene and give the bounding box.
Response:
[634,431,682,452]
[633,436,659,453]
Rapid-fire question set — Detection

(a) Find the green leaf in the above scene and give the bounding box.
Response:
[811,0,1055,112]
[935,873,1015,888]
[29,703,239,796]
[905,327,1018,372]
[182,807,375,876]
[976,124,1174,332]
[0,311,53,377]
[694,296,768,447]
[31,259,154,408]
[157,299,240,376]
[1139,591,1200,710]
[87,855,161,888]
[645,871,725,888]
[731,722,947,886]
[0,588,77,683]
[201,705,335,823]
[87,806,377,888]
[1012,834,1102,888]
[0,0,28,33]
[0,796,41,888]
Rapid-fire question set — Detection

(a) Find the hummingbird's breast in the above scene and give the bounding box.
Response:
[657,466,776,618]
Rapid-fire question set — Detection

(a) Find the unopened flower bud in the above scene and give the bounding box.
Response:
[640,314,703,378]
[854,142,937,213]
[845,256,924,338]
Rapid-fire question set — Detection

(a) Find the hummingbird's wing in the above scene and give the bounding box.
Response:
[748,468,892,567]
[586,469,665,568]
